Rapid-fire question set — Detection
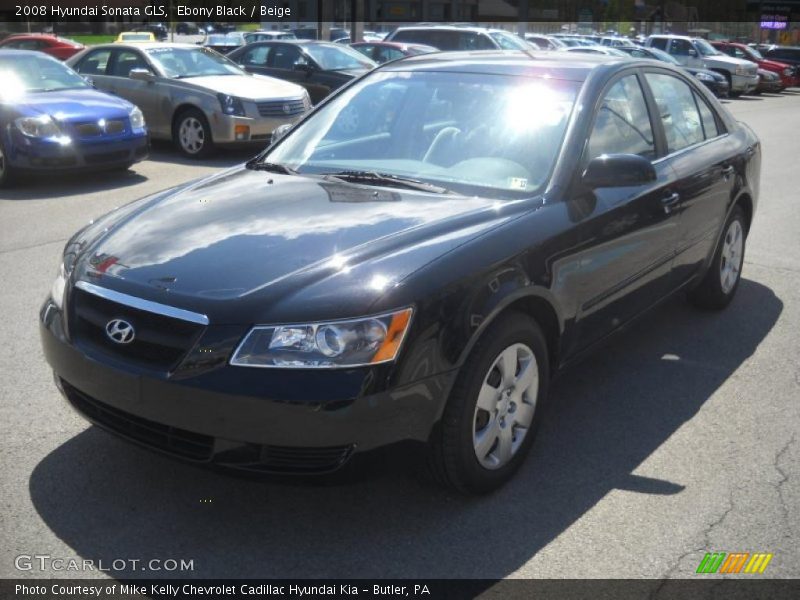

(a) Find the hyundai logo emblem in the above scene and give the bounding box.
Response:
[105,318,135,344]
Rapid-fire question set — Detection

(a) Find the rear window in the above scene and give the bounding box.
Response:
[392,29,495,51]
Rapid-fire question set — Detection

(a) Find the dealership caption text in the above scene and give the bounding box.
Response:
[16,584,431,597]
[15,4,291,19]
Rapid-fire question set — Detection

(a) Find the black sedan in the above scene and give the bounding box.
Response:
[41,52,759,494]
[617,45,730,97]
[227,40,376,104]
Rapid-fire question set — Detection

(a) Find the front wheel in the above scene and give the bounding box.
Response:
[428,312,549,494]
[173,108,215,159]
[688,206,747,310]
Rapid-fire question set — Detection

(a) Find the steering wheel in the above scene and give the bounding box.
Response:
[422,126,461,164]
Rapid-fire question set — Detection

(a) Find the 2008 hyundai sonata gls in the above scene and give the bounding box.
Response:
[41,52,760,493]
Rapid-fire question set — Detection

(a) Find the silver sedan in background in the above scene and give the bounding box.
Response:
[67,43,311,158]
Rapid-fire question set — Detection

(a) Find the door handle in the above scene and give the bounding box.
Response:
[661,192,680,214]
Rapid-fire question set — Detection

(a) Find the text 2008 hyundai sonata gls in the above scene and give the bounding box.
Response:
[41,52,760,493]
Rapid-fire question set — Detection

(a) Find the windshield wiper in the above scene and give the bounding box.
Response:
[321,170,453,194]
[245,160,297,175]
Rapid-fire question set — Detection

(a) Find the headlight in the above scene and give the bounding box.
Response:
[218,93,246,116]
[230,308,413,368]
[302,89,312,109]
[695,72,714,82]
[783,67,792,76]
[50,263,67,310]
[15,115,61,138]
[735,65,750,76]
[129,106,145,129]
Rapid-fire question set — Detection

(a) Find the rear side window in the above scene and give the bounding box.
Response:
[239,45,269,66]
[587,74,656,160]
[649,38,668,51]
[694,92,721,139]
[75,49,112,75]
[645,72,705,153]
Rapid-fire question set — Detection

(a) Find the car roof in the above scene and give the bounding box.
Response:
[392,25,504,33]
[87,42,201,51]
[380,50,632,81]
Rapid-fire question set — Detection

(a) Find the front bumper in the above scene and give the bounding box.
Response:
[40,300,453,474]
[699,78,730,98]
[208,111,304,146]
[7,131,149,171]
[731,73,760,93]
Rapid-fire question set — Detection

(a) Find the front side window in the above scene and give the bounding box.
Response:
[111,50,151,78]
[669,39,694,56]
[270,45,306,69]
[645,72,705,153]
[264,70,578,199]
[694,39,721,57]
[587,74,656,160]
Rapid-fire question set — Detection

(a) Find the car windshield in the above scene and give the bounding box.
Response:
[746,46,763,59]
[647,47,682,65]
[489,31,530,51]
[302,44,375,70]
[206,33,244,45]
[263,70,578,199]
[0,54,88,96]
[695,39,721,57]
[146,47,243,77]
[121,33,152,41]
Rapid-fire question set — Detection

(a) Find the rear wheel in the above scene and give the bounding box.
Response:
[173,108,215,159]
[688,206,747,310]
[428,312,549,494]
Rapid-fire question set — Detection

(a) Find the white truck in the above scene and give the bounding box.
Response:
[645,35,759,96]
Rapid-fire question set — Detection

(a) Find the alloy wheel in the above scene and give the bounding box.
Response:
[720,219,744,294]
[179,117,205,154]
[472,343,539,470]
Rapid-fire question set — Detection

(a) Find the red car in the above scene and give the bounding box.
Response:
[711,41,798,88]
[0,34,85,61]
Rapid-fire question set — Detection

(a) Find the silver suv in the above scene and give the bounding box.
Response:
[646,35,758,95]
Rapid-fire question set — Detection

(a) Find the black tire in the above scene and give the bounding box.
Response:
[0,136,14,188]
[173,108,215,159]
[688,206,747,310]
[428,311,550,494]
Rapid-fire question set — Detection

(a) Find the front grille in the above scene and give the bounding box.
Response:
[63,381,214,461]
[72,119,127,138]
[62,381,355,473]
[256,99,306,117]
[71,288,204,371]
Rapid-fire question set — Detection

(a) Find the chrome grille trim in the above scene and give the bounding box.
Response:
[74,281,210,325]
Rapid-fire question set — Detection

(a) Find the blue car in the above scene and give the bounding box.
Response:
[0,50,149,187]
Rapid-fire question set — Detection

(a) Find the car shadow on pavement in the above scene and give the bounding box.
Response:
[147,141,262,168]
[28,279,781,579]
[2,169,149,201]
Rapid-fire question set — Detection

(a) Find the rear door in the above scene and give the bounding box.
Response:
[643,70,737,285]
[569,71,682,350]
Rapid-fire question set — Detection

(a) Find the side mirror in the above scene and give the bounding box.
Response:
[271,123,293,144]
[129,69,155,83]
[82,75,95,88]
[293,62,313,73]
[582,154,656,188]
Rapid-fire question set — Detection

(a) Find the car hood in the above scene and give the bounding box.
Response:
[702,54,753,68]
[13,88,133,120]
[72,168,527,323]
[758,58,791,70]
[178,74,305,100]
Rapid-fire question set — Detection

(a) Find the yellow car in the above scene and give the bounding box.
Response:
[115,32,156,43]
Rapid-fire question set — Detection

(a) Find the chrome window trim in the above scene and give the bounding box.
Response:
[74,281,210,326]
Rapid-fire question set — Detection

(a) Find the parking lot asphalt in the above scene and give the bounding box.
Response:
[0,93,798,580]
